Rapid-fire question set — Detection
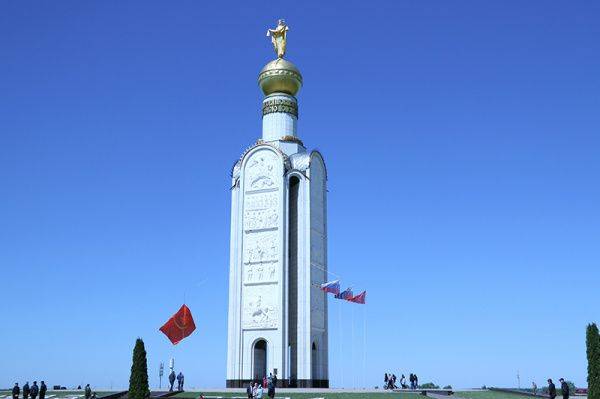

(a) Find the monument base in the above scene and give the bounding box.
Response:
[226,379,329,388]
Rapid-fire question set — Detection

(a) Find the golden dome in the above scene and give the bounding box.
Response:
[258,58,303,96]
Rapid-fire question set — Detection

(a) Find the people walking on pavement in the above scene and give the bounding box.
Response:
[23,382,30,399]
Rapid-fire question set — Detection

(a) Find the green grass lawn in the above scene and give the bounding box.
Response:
[455,391,533,399]
[0,392,115,398]
[174,392,422,399]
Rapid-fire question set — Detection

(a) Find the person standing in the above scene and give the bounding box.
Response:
[532,382,537,396]
[559,379,569,399]
[272,373,278,388]
[267,379,275,399]
[548,379,557,399]
[84,384,91,399]
[12,383,20,399]
[168,370,176,392]
[252,383,258,399]
[255,383,263,399]
[176,372,184,391]
[30,382,39,399]
[246,383,253,399]
[23,382,30,399]
[414,374,419,389]
[409,374,414,390]
[39,381,47,399]
[384,373,389,389]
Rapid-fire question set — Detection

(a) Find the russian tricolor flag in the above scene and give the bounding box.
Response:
[320,279,340,295]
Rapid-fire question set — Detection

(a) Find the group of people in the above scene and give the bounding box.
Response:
[384,372,419,390]
[12,383,94,399]
[11,382,47,399]
[546,378,571,399]
[246,373,277,399]
[168,371,185,392]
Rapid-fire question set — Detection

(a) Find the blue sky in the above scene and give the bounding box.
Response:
[1,0,599,390]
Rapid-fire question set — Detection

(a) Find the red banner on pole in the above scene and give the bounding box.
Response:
[159,304,196,345]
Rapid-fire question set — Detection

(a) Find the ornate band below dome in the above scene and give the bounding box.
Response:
[258,68,303,84]
[262,98,298,117]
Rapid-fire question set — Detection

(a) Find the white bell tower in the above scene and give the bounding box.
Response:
[226,20,329,388]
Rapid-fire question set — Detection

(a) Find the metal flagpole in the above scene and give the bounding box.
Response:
[363,305,367,389]
[339,298,343,388]
[352,304,355,389]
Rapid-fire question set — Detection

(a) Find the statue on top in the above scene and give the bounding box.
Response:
[266,19,289,59]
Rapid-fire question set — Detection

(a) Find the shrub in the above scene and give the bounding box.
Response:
[420,383,440,389]
[588,323,600,399]
[443,385,453,390]
[129,338,150,399]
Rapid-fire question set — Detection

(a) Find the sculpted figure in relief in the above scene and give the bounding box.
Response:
[246,152,278,190]
[243,231,278,264]
[244,293,278,329]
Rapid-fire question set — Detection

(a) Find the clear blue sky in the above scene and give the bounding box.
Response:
[1,0,599,391]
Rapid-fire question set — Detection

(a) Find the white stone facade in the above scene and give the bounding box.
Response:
[226,134,329,387]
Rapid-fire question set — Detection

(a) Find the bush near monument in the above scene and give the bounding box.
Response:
[588,323,600,399]
[420,383,440,389]
[129,338,150,399]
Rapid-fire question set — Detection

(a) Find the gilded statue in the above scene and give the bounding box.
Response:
[266,19,289,59]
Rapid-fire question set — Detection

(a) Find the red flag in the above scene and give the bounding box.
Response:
[159,304,196,345]
[349,291,366,304]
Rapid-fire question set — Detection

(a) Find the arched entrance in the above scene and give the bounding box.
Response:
[253,339,267,381]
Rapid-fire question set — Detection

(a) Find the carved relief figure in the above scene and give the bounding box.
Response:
[243,231,278,264]
[246,152,279,190]
[243,288,278,329]
[244,263,278,284]
[244,208,279,231]
[245,192,278,210]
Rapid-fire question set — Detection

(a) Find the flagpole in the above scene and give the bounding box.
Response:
[363,305,366,389]
[351,304,355,389]
[339,298,343,388]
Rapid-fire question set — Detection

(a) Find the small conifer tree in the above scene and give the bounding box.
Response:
[129,338,150,399]
[588,323,600,399]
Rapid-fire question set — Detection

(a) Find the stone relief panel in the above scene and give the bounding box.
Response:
[245,192,278,210]
[244,262,277,284]
[245,150,280,191]
[244,208,279,231]
[243,230,278,264]
[243,285,278,329]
